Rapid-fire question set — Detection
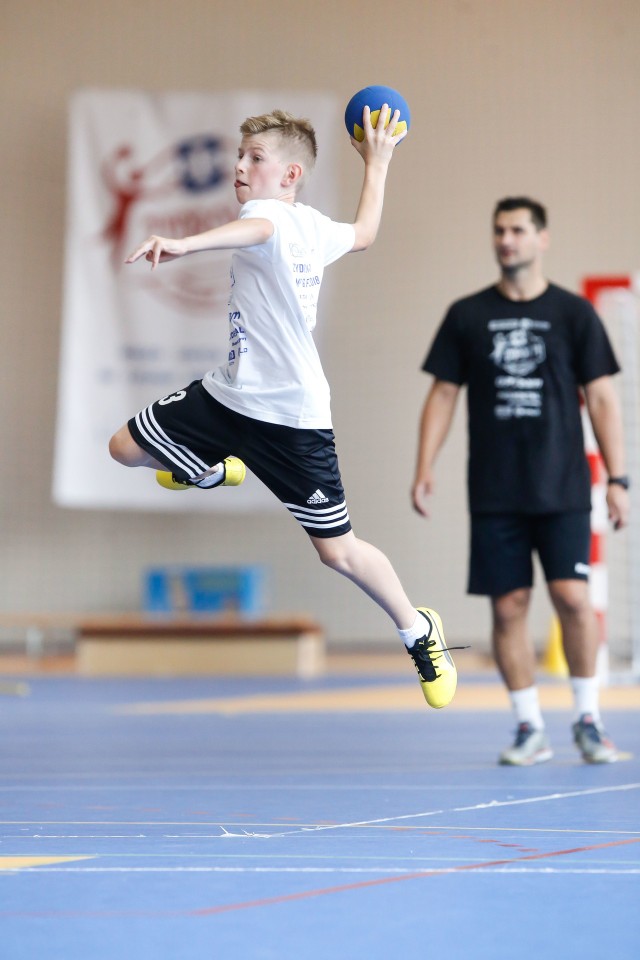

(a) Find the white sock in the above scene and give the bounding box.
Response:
[194,463,225,488]
[399,612,430,649]
[570,676,601,723]
[509,685,544,730]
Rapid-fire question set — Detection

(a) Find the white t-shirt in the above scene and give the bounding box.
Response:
[202,199,355,429]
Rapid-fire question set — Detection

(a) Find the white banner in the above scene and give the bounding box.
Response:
[54,89,340,511]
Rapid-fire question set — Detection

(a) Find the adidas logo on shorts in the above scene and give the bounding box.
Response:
[307,488,330,505]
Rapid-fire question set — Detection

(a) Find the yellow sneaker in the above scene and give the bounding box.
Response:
[156,457,246,491]
[406,608,457,709]
[218,457,246,486]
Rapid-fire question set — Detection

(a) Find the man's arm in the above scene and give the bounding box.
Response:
[412,378,460,517]
[350,105,407,252]
[583,375,630,530]
[125,218,274,269]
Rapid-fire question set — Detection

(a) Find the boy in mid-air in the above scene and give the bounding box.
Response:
[110,104,458,708]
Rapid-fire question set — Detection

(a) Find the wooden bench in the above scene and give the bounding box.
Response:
[0,613,325,678]
[76,614,325,678]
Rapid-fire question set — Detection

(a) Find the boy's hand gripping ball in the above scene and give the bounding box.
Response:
[344,85,410,142]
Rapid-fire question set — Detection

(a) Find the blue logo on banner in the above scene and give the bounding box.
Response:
[176,135,226,192]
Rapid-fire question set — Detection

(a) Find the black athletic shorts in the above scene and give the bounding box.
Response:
[127,380,352,539]
[468,511,592,597]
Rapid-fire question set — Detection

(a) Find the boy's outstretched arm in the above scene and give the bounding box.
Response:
[350,104,407,252]
[125,218,274,269]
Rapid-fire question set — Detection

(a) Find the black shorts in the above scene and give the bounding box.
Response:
[468,511,592,597]
[127,380,352,539]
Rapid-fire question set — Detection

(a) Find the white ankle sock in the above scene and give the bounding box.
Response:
[509,685,544,730]
[570,676,601,723]
[399,612,429,649]
[194,463,225,488]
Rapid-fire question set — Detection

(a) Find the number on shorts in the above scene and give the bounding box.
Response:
[158,390,187,406]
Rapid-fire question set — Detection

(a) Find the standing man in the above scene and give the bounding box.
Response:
[412,197,629,764]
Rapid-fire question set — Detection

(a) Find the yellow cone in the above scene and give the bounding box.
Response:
[542,615,569,677]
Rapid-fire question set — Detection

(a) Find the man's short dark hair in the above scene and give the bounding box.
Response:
[493,197,547,230]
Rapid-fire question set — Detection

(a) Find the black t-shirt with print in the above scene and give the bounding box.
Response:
[422,283,620,514]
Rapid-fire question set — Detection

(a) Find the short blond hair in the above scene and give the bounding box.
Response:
[240,110,317,178]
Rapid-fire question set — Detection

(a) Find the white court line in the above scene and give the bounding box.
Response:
[453,782,640,812]
[274,782,640,838]
[369,825,640,835]
[1,782,638,841]
[2,825,638,837]
[0,821,315,827]
[5,866,640,875]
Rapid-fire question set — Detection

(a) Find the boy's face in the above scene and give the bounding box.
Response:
[234,132,292,203]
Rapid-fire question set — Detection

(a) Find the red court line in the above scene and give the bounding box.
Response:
[2,837,638,920]
[191,837,640,916]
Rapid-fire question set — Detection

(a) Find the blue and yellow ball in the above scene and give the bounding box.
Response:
[344,85,410,142]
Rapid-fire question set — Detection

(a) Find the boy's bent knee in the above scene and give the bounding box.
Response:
[311,532,355,573]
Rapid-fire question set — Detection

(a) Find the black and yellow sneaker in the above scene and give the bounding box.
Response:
[406,607,457,709]
[156,457,246,491]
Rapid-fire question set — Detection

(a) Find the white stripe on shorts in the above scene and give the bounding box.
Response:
[284,500,350,530]
[135,405,210,479]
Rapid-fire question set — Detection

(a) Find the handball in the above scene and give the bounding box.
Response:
[344,85,410,142]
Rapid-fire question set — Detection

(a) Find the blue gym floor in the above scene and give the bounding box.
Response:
[1,672,639,959]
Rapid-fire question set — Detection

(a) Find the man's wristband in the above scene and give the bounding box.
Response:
[607,475,630,490]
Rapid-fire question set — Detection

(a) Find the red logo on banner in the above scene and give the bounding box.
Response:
[101,135,238,312]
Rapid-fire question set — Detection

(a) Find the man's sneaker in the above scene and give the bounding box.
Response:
[572,713,618,764]
[499,723,553,766]
[406,608,457,709]
[156,457,246,491]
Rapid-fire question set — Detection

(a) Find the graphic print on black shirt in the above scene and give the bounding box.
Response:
[489,317,549,420]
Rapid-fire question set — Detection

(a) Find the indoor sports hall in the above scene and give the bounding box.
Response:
[3,2,640,959]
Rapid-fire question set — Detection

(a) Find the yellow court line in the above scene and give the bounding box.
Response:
[115,683,640,716]
[0,856,95,872]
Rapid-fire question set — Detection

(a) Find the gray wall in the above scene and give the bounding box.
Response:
[3,0,639,648]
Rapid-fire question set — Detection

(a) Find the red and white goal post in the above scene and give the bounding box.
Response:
[582,274,640,681]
